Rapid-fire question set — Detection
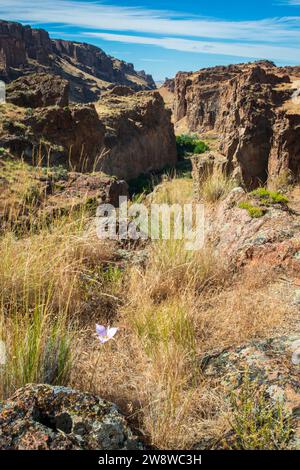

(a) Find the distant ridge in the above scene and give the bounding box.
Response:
[0,19,156,102]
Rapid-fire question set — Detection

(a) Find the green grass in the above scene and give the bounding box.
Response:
[238,202,265,218]
[250,188,289,205]
[133,301,196,358]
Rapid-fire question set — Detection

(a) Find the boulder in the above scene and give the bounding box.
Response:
[6,73,69,108]
[206,188,300,272]
[0,384,143,450]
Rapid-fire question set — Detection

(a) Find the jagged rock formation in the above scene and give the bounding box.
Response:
[0,19,155,102]
[0,384,143,450]
[172,61,300,187]
[96,91,177,180]
[6,73,69,108]
[0,90,177,180]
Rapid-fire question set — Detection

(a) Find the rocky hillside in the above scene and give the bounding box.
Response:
[169,61,300,188]
[0,76,177,180]
[0,19,155,102]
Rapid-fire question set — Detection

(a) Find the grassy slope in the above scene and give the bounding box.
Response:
[1,156,298,448]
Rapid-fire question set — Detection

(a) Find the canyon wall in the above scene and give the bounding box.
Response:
[172,61,300,187]
[0,20,156,102]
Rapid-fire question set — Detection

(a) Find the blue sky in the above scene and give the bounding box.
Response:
[1,0,300,80]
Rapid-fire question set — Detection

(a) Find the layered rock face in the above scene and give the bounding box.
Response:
[173,61,300,187]
[0,20,155,102]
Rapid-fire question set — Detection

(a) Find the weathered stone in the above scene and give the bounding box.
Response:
[6,73,69,108]
[96,91,177,180]
[0,384,143,450]
[202,335,300,449]
[0,91,177,179]
[206,188,300,272]
[173,61,300,187]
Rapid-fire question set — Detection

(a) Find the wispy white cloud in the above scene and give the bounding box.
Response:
[85,32,300,62]
[0,0,299,62]
[0,0,299,44]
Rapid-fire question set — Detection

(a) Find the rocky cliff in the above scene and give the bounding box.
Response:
[0,19,155,102]
[96,89,177,180]
[172,61,300,187]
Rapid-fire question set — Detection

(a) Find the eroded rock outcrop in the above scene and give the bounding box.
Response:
[6,73,69,108]
[94,91,177,180]
[173,61,300,187]
[0,384,142,450]
[205,188,300,273]
[0,19,156,102]
[0,90,177,179]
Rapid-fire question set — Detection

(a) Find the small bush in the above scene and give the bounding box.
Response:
[238,201,265,218]
[250,188,289,205]
[176,135,208,158]
[229,372,292,450]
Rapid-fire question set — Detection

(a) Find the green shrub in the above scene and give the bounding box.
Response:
[176,134,208,158]
[238,201,265,218]
[250,188,289,205]
[229,372,292,450]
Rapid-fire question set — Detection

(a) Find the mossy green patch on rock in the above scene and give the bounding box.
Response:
[250,187,289,205]
[238,201,265,218]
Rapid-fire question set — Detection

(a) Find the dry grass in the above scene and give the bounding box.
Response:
[200,170,236,203]
[0,200,117,399]
[72,233,291,448]
[0,166,294,449]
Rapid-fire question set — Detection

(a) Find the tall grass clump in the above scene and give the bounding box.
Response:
[200,171,235,203]
[115,236,224,448]
[0,200,114,399]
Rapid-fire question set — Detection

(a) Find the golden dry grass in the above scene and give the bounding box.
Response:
[0,168,295,449]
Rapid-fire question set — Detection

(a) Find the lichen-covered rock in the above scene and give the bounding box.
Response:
[202,335,300,449]
[6,73,69,108]
[206,188,300,272]
[0,384,143,450]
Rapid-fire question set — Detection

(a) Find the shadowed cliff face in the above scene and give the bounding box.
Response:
[0,19,156,102]
[172,61,300,188]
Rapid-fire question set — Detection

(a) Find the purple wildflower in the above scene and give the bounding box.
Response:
[96,324,118,344]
